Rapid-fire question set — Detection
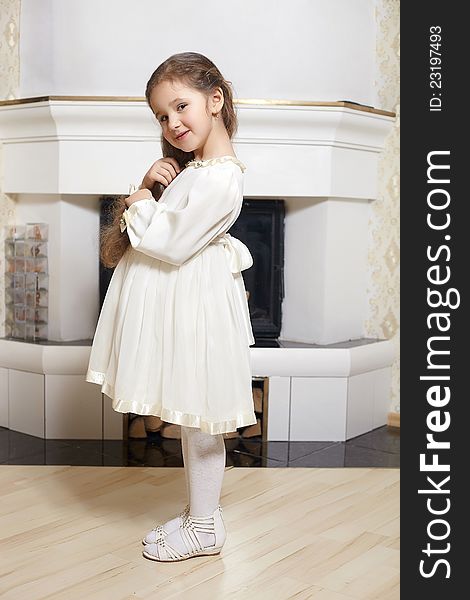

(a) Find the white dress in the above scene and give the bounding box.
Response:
[85,155,257,435]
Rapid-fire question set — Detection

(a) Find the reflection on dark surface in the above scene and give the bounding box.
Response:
[0,425,399,468]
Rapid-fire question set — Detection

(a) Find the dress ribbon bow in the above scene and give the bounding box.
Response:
[211,233,253,273]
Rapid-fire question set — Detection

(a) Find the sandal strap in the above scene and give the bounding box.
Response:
[156,510,218,558]
[151,503,190,533]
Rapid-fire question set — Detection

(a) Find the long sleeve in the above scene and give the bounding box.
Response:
[121,166,242,266]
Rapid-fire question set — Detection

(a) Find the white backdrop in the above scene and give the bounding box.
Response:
[19,0,376,105]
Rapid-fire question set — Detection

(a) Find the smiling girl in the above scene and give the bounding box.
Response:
[85,52,256,562]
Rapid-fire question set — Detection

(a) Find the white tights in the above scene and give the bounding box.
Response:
[181,425,226,516]
[159,425,226,553]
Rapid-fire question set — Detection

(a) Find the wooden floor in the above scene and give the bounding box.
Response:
[0,466,399,599]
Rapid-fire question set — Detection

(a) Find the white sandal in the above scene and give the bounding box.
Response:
[142,504,190,545]
[142,503,223,545]
[142,505,226,562]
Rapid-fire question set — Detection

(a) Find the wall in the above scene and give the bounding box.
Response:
[0,0,20,337]
[366,0,400,416]
[19,0,376,104]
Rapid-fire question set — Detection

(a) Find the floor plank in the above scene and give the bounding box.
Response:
[0,466,399,599]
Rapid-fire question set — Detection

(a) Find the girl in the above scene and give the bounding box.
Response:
[85,52,256,562]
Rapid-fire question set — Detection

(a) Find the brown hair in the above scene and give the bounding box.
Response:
[100,52,238,269]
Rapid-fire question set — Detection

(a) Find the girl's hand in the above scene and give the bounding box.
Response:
[140,157,182,191]
[125,188,154,208]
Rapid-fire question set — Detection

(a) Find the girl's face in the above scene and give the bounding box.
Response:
[149,79,220,154]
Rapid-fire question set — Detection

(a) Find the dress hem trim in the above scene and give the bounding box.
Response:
[85,368,258,435]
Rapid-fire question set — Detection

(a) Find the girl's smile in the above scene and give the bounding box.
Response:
[176,130,190,141]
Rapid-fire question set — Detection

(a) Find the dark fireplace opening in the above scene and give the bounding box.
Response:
[228,199,285,346]
[99,197,285,347]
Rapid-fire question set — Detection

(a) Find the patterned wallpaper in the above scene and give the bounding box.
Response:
[0,0,20,337]
[0,1,400,416]
[367,0,400,415]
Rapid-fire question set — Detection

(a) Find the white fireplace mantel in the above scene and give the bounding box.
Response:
[0,97,394,197]
[0,96,396,346]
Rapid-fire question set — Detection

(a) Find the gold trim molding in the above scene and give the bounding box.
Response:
[0,95,395,117]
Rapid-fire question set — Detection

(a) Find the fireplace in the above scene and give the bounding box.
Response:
[0,97,396,443]
[100,196,286,345]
